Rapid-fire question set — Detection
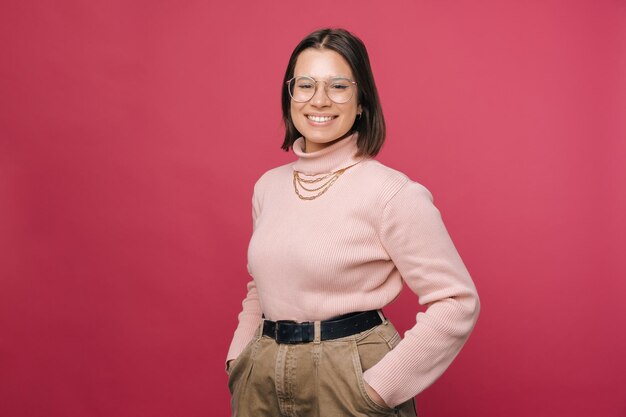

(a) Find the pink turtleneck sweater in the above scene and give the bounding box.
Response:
[225,133,480,408]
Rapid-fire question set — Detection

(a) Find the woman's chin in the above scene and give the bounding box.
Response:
[302,129,352,144]
[304,135,345,149]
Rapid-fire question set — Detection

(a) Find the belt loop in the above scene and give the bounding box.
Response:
[313,320,321,344]
[257,317,265,340]
[376,309,387,324]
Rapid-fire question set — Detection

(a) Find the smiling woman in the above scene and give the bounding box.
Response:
[287,48,362,152]
[225,28,480,417]
[280,28,386,158]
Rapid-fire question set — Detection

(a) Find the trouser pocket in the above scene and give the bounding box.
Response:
[352,321,419,417]
[350,323,400,415]
[227,337,257,396]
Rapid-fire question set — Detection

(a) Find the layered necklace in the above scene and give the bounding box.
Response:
[292,160,362,200]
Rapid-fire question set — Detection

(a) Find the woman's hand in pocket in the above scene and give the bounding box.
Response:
[364,380,389,408]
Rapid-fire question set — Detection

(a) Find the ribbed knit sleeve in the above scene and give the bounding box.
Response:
[361,179,481,408]
[224,183,264,371]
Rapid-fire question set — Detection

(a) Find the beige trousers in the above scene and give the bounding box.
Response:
[227,315,418,416]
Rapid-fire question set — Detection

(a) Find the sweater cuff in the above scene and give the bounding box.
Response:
[362,367,405,409]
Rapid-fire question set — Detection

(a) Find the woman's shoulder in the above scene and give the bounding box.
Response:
[361,158,433,201]
[362,158,410,181]
[250,161,293,193]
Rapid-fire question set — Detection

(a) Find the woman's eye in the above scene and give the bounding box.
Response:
[330,84,349,90]
[297,84,314,89]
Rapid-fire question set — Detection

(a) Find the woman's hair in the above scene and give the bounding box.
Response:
[280,28,386,158]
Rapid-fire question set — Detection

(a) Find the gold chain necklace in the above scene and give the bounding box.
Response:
[292,161,362,200]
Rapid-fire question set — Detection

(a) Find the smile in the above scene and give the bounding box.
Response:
[306,115,338,124]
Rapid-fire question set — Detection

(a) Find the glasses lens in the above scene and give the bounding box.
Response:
[289,77,316,102]
[327,78,354,103]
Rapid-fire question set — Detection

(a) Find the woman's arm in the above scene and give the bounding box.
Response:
[362,179,481,408]
[224,277,263,373]
[224,183,264,373]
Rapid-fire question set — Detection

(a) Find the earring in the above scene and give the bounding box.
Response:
[356,113,362,120]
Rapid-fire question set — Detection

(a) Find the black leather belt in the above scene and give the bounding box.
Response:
[262,310,384,344]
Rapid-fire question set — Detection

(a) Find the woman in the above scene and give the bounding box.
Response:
[225,28,480,416]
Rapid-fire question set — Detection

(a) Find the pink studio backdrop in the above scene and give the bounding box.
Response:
[1,1,624,416]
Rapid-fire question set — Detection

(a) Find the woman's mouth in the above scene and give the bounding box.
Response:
[306,115,338,125]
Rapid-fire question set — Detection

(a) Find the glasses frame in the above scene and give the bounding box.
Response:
[286,76,358,104]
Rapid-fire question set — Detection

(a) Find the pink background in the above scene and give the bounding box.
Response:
[1,1,625,416]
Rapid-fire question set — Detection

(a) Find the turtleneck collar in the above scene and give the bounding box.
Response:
[292,132,369,175]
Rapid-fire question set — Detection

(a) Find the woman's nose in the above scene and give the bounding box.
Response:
[309,83,332,107]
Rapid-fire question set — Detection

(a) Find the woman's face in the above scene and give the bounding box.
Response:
[290,48,362,153]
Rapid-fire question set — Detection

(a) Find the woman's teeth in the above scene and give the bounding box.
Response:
[307,115,336,123]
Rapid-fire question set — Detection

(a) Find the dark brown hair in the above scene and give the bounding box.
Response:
[280,28,386,157]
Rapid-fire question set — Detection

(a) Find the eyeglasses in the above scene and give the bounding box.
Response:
[286,76,357,104]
